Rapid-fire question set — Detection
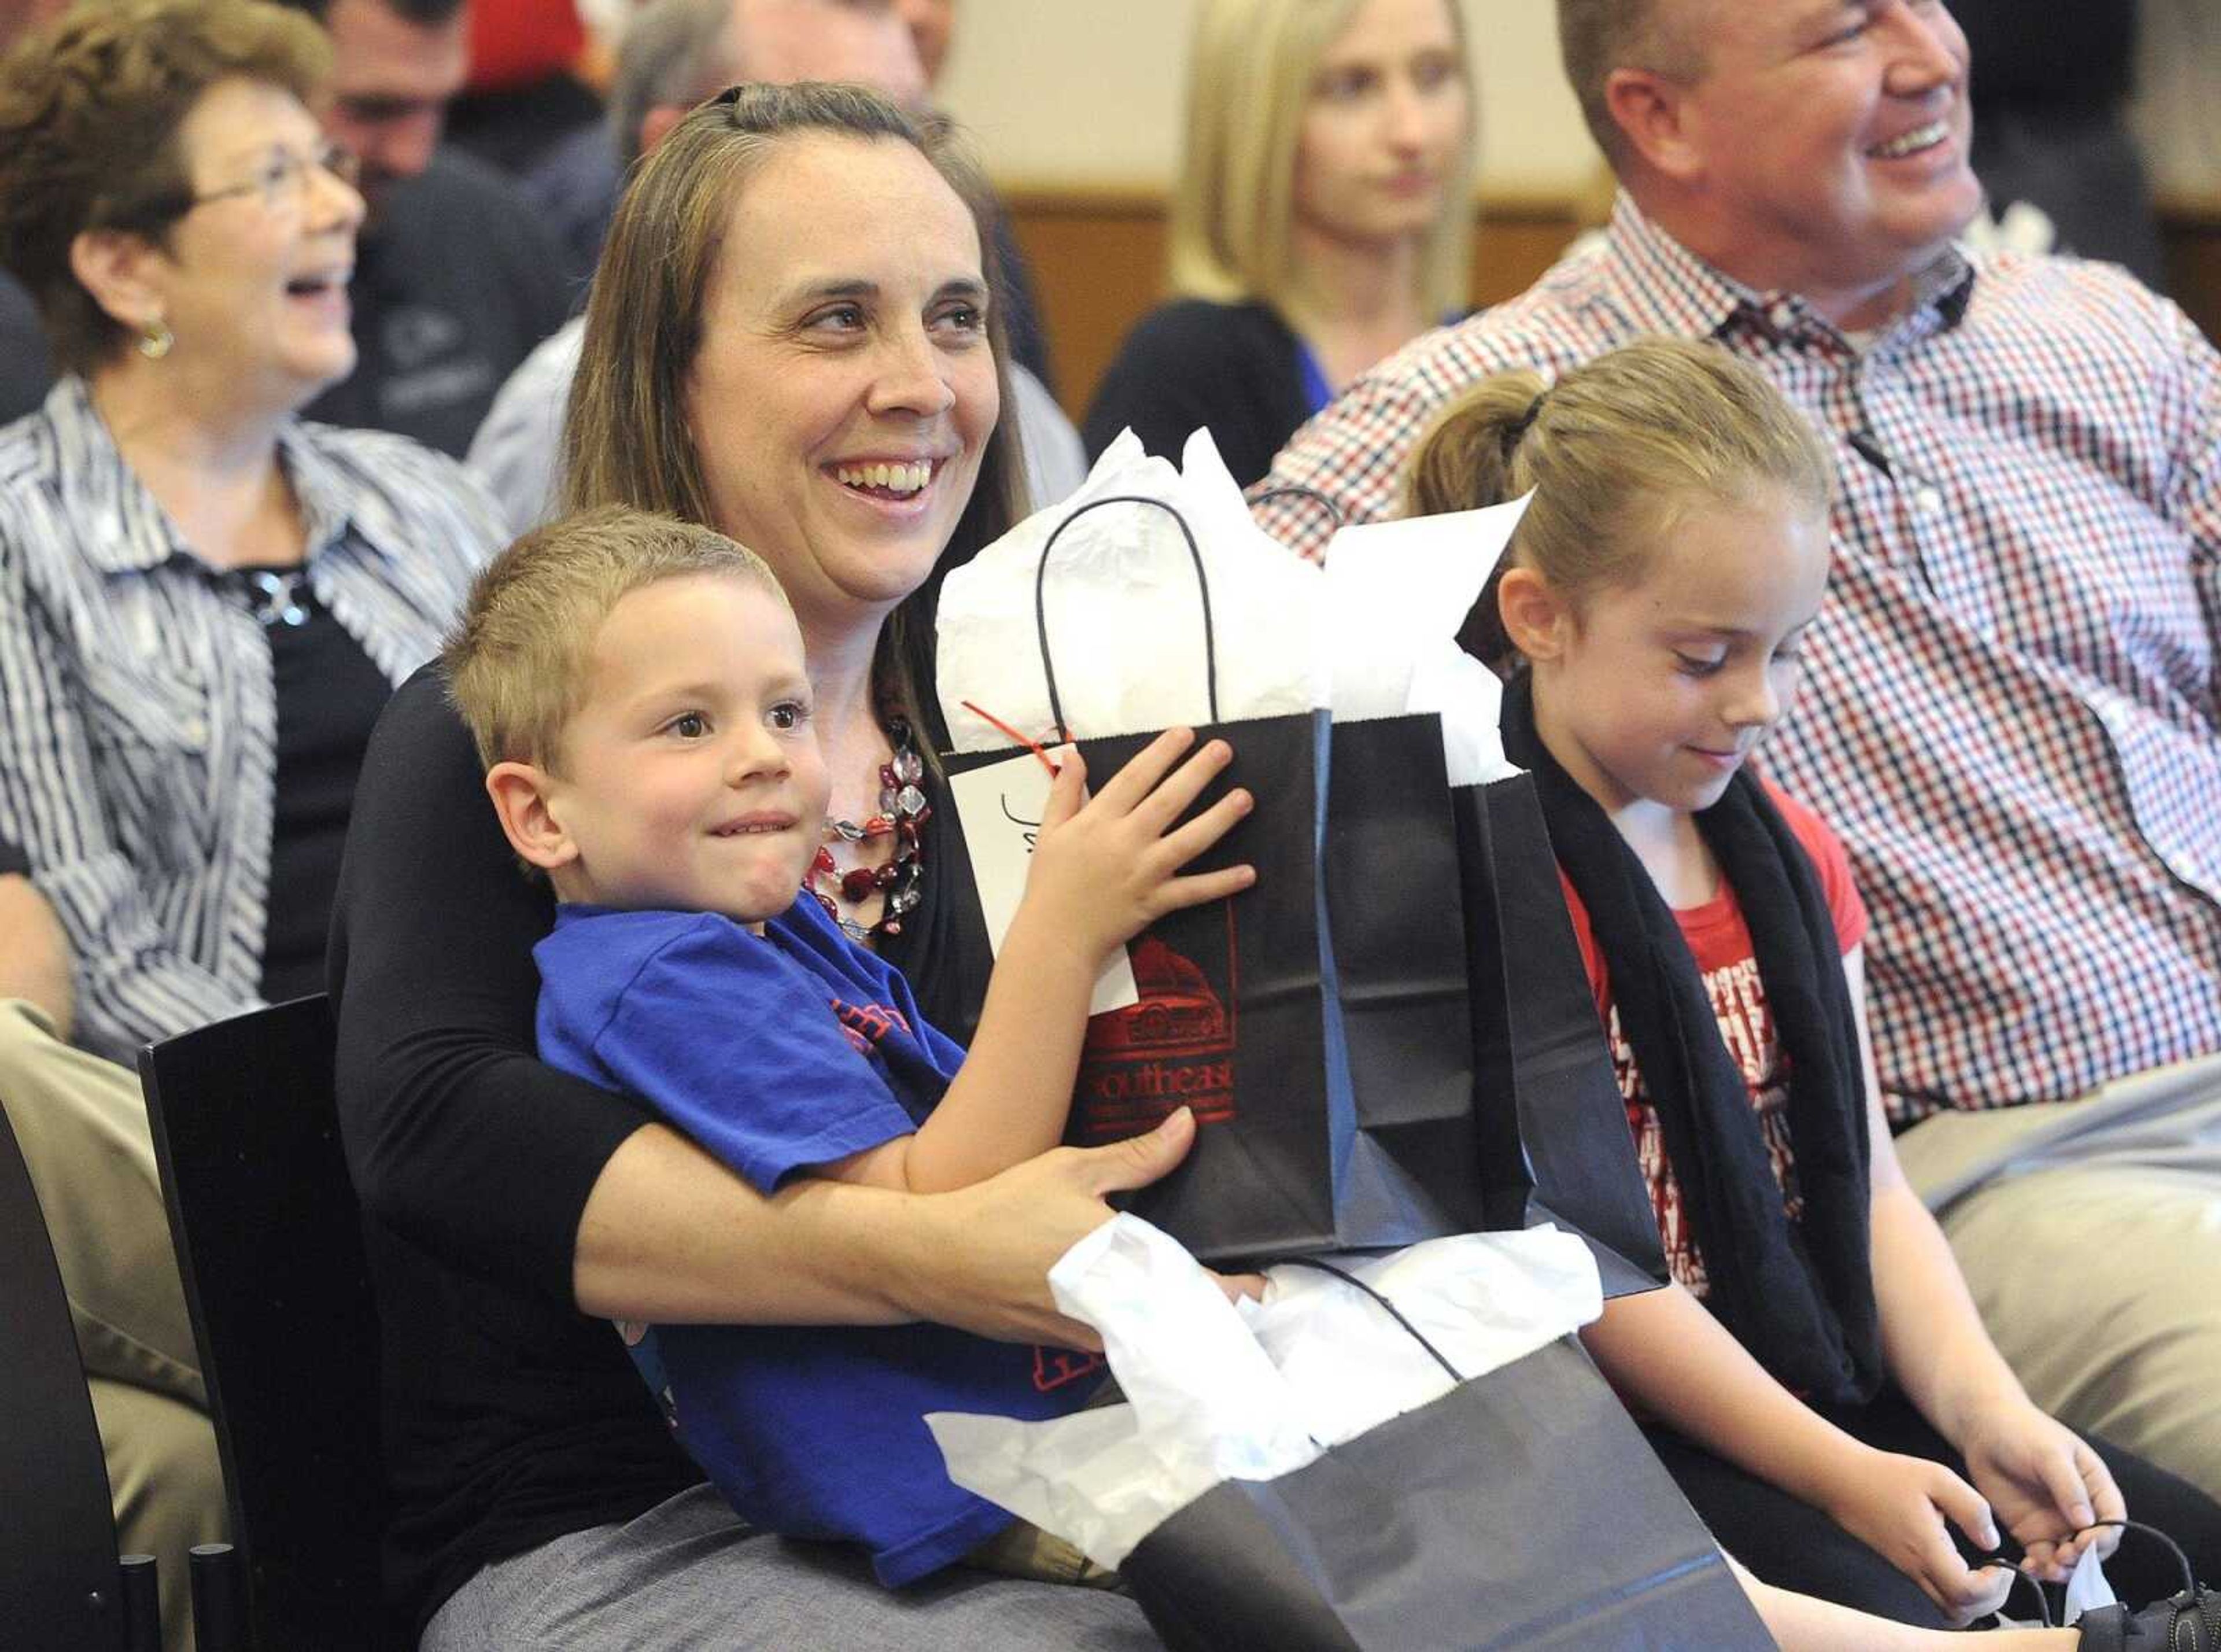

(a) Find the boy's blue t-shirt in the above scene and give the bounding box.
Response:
[533,895,1101,1588]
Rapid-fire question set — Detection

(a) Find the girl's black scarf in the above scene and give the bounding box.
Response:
[1503,670,1883,1408]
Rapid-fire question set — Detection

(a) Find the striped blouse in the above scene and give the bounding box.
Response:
[0,377,508,1063]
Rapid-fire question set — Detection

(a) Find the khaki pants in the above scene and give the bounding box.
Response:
[0,1002,226,1652]
[1895,1053,2221,1506]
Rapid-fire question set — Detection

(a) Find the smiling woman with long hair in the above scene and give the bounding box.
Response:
[329,82,1182,1649]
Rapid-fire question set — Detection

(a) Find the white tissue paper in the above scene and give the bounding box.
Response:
[1243,1227,1604,1450]
[2062,1542,2117,1625]
[925,1215,1602,1570]
[1318,500,1522,719]
[934,428,1529,786]
[1407,643,1514,790]
[936,430,1326,752]
[1995,1537,2117,1631]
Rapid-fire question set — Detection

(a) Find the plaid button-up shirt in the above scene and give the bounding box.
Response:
[1257,196,2221,1123]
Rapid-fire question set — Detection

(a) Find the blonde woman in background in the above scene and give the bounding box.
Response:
[1082,0,1474,486]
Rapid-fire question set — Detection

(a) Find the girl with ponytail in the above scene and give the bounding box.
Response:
[1401,337,2221,1630]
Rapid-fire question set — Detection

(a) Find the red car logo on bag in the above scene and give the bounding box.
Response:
[1074,928,1238,1141]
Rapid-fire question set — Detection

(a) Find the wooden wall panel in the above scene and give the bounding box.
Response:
[2161,202,2221,352]
[1009,189,2221,423]
[1004,193,1168,428]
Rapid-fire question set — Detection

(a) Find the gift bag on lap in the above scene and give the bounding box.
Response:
[1453,777,1669,1294]
[930,1219,1769,1652]
[970,710,1344,1260]
[1126,1338,1769,1652]
[1323,713,1487,1243]
[939,489,1480,1260]
[1259,480,1484,1211]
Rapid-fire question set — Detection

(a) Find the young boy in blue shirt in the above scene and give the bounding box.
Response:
[442,506,1255,1587]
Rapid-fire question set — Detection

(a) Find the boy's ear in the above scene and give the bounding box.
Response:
[1496,566,1573,662]
[485,762,579,873]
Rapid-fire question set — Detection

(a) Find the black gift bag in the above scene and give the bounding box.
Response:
[1121,1271,1772,1651]
[1323,714,1487,1244]
[940,495,1484,1261]
[1453,777,1669,1296]
[1003,711,1341,1260]
[1260,483,1484,1242]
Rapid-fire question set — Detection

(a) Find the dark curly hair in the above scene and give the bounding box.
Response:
[0,0,330,374]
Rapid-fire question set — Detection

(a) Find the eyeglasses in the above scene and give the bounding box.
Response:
[174,141,361,217]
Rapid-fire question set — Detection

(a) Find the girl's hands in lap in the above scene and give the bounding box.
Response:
[1957,1402,2123,1581]
[1822,1446,2014,1625]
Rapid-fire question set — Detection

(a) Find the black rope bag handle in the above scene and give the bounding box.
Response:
[1029,482,1345,743]
[1992,1518,2204,1632]
[1250,484,1345,537]
[1033,495,1220,744]
[1274,1256,1466,1385]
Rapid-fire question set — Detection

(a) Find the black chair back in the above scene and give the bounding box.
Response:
[138,994,398,1650]
[0,1100,135,1650]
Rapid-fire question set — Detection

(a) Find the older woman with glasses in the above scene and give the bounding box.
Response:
[0,0,507,1064]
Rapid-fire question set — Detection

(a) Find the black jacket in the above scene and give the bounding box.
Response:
[1083,298,1314,489]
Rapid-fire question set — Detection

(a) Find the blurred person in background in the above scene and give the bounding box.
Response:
[467,0,1085,528]
[275,0,574,454]
[444,0,613,291]
[1083,0,1475,486]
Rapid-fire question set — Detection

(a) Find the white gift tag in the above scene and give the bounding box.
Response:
[948,752,1139,1015]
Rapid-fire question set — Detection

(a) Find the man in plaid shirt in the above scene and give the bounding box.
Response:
[1256,0,2221,1501]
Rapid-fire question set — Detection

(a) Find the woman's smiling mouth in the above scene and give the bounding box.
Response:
[831,459,936,497]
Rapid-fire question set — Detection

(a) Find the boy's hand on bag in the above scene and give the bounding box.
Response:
[1020,728,1256,966]
[1825,1446,2013,1626]
[1957,1402,2124,1581]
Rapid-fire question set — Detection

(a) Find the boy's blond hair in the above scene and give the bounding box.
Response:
[1401,336,1833,665]
[444,506,788,772]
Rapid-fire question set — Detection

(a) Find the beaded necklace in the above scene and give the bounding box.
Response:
[808,716,929,942]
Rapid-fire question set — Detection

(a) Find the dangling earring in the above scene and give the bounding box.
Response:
[137,318,174,360]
